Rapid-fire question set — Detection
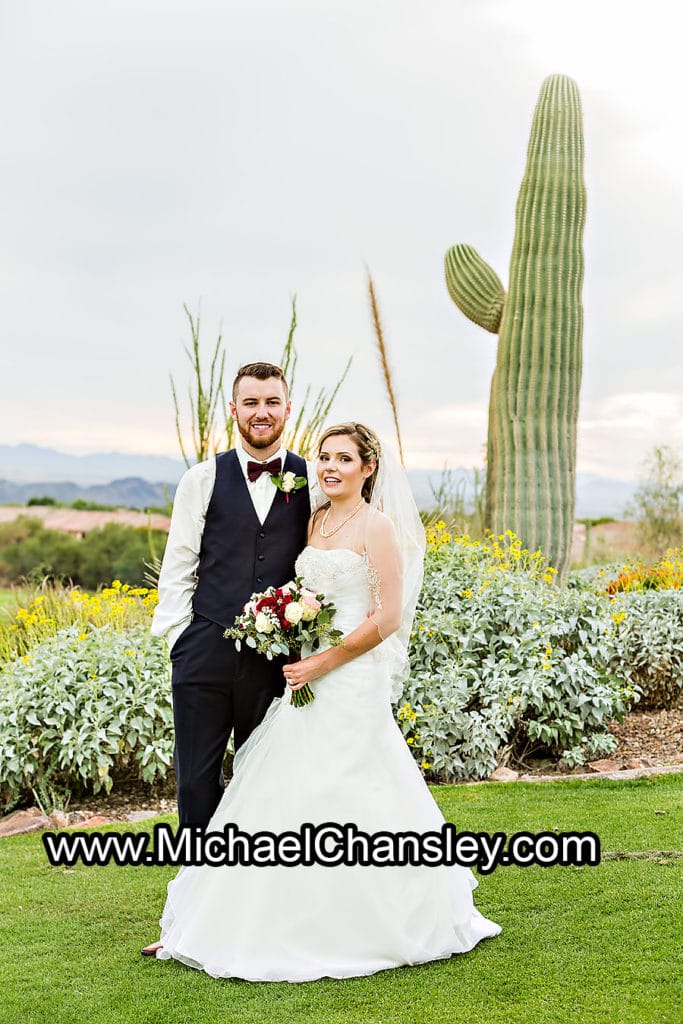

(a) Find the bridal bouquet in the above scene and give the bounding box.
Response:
[224,578,344,707]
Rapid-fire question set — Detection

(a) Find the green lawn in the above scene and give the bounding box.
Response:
[0,774,680,1024]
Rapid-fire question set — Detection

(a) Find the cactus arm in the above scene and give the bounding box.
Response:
[444,244,506,333]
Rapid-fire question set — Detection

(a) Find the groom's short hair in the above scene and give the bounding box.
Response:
[232,362,289,402]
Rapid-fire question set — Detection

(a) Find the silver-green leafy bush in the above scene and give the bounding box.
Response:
[607,591,683,709]
[568,561,683,708]
[1,542,680,805]
[400,531,639,780]
[0,623,172,810]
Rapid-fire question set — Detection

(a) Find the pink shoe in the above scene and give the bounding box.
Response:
[141,941,163,957]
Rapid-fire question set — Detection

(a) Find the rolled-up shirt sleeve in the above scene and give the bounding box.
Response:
[151,458,216,649]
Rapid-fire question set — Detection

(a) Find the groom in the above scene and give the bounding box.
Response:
[151,362,313,830]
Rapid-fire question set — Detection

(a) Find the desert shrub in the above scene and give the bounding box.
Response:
[1,531,679,806]
[0,517,82,583]
[566,564,623,591]
[27,496,60,507]
[400,528,636,780]
[78,523,168,589]
[625,444,682,555]
[0,517,40,547]
[0,623,172,810]
[0,579,157,663]
[568,553,683,709]
[603,548,683,594]
[0,518,168,589]
[607,590,683,709]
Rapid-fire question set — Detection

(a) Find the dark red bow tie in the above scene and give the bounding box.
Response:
[246,457,282,482]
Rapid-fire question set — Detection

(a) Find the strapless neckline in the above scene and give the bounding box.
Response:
[301,545,365,560]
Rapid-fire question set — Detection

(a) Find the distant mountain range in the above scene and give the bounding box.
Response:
[407,470,637,520]
[0,444,185,485]
[0,444,638,519]
[0,477,172,510]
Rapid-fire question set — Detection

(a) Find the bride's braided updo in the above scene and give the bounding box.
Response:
[317,422,381,502]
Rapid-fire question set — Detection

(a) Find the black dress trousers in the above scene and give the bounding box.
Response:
[170,615,286,828]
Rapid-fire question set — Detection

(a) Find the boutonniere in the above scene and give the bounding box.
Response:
[271,471,307,503]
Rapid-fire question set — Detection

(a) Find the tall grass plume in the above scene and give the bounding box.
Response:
[367,271,405,465]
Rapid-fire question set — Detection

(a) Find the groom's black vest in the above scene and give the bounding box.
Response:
[192,449,310,628]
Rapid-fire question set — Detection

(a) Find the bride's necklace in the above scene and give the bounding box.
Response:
[319,497,365,538]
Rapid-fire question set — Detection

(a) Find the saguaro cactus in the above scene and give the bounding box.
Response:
[445,74,586,580]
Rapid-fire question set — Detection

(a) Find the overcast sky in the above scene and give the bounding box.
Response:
[1,0,681,479]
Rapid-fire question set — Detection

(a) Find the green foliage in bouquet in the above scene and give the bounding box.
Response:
[445,75,586,581]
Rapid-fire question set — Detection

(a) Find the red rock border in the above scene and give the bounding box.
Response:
[2,764,682,837]
[0,806,163,839]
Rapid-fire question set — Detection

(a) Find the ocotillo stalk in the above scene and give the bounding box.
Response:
[445,74,586,580]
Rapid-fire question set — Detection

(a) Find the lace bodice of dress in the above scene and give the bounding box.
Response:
[294,545,378,635]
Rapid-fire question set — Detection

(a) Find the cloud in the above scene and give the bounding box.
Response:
[577,392,683,477]
[0,0,680,482]
[404,391,683,478]
[405,402,488,470]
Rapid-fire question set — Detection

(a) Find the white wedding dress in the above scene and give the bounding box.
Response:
[156,546,501,981]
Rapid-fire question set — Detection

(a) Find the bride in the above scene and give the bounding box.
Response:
[151,422,501,981]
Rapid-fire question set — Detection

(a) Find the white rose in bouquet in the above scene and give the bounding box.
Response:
[254,611,275,634]
[284,601,304,625]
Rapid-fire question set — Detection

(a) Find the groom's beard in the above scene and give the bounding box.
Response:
[235,416,286,451]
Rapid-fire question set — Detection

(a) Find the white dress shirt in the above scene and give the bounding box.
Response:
[235,444,286,525]
[151,446,321,650]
